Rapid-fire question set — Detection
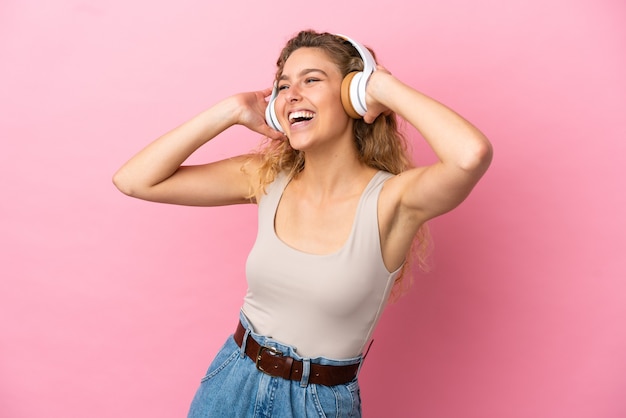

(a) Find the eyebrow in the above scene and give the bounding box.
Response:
[278,68,329,82]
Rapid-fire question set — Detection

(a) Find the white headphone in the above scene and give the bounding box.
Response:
[265,34,377,133]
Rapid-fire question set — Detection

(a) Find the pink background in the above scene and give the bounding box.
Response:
[1,0,625,417]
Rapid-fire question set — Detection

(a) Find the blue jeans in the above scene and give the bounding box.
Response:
[187,312,363,417]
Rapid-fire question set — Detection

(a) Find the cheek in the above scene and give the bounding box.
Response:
[319,89,347,117]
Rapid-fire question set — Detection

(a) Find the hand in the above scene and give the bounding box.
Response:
[233,88,286,140]
[363,66,394,124]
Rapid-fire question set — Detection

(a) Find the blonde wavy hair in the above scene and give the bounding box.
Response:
[248,30,430,294]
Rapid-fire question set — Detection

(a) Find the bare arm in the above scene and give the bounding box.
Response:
[366,69,493,270]
[112,89,284,206]
[367,69,493,222]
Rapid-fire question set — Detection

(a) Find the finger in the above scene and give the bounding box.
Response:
[260,125,286,141]
[375,65,391,75]
[362,114,376,124]
[261,87,274,98]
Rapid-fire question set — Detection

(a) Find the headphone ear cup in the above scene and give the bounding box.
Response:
[351,71,369,116]
[341,71,362,119]
[265,93,284,133]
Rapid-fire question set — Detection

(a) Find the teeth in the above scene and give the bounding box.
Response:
[288,111,315,123]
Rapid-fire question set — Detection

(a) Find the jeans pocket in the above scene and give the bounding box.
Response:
[309,379,361,418]
[199,337,239,383]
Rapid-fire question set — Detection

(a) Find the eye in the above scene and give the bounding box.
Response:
[277,84,289,92]
[305,77,320,84]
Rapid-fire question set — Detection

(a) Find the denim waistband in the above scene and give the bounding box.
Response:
[238,310,363,367]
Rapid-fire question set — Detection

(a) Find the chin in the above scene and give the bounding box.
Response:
[286,140,310,152]
[285,133,314,151]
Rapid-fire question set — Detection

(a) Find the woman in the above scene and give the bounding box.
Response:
[113,30,492,417]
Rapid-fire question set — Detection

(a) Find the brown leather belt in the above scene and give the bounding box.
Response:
[233,321,360,386]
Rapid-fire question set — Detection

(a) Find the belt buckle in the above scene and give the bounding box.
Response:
[256,345,283,374]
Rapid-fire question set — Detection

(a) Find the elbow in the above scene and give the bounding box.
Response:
[112,170,136,197]
[459,134,493,174]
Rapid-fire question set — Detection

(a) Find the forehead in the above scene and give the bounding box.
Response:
[281,47,340,77]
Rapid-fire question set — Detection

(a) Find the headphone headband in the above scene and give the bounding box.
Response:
[265,33,377,132]
[334,34,376,76]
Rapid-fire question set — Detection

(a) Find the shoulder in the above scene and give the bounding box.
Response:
[378,167,430,234]
[379,166,428,208]
[255,167,291,204]
[377,168,430,271]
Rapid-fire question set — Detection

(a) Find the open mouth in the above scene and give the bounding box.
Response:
[288,111,315,125]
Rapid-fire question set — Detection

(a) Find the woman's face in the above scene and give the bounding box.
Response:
[275,47,352,151]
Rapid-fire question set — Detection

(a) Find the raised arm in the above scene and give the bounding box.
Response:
[112,89,284,206]
[367,69,493,271]
[367,69,493,222]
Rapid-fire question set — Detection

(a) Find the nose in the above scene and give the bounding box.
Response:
[285,85,301,103]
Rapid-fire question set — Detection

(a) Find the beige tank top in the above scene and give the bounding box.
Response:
[242,170,401,359]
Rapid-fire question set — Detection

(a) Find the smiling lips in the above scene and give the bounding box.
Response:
[288,110,316,126]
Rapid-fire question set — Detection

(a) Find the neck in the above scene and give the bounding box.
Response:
[295,151,376,200]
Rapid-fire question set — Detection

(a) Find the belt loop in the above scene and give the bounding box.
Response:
[299,358,311,388]
[240,329,250,358]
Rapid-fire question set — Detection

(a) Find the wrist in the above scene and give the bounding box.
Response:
[367,71,400,108]
[208,95,240,128]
